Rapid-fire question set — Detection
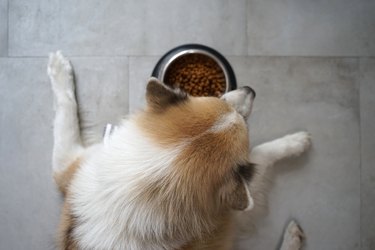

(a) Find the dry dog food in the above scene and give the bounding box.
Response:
[164,54,226,97]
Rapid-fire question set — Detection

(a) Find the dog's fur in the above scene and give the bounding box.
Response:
[48,51,311,250]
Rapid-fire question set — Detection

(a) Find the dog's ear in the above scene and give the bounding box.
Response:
[219,162,255,211]
[146,77,187,111]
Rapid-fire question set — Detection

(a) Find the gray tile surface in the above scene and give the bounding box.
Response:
[129,56,159,113]
[68,57,129,145]
[9,0,60,57]
[2,0,375,249]
[228,57,361,250]
[0,58,60,250]
[9,0,247,56]
[0,56,128,249]
[360,58,375,250]
[0,0,7,56]
[247,0,375,56]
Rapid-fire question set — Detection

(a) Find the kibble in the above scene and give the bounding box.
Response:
[164,54,226,97]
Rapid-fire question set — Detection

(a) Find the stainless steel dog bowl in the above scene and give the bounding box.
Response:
[152,44,237,97]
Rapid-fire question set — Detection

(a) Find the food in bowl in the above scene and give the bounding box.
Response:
[164,54,226,97]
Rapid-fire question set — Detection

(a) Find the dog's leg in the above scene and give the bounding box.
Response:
[236,132,311,234]
[250,132,311,166]
[247,132,311,208]
[48,51,84,177]
[279,220,304,250]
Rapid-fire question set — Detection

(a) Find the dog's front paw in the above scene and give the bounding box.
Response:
[283,131,311,157]
[281,220,305,250]
[47,51,74,93]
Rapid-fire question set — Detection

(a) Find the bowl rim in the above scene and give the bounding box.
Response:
[151,44,237,94]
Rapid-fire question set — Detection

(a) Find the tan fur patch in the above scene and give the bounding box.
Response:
[171,127,250,212]
[55,159,81,249]
[137,97,233,146]
[135,95,251,244]
[54,158,81,195]
[138,95,250,207]
[57,201,78,250]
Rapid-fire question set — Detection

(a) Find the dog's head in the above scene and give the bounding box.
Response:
[135,77,256,240]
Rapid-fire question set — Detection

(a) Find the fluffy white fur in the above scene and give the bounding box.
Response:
[209,111,242,133]
[70,122,186,249]
[48,51,310,250]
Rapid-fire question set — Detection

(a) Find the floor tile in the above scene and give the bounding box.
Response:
[0,58,60,250]
[128,56,159,113]
[0,56,129,249]
[359,58,375,250]
[68,57,129,145]
[0,0,7,56]
[228,57,361,250]
[247,0,375,56]
[9,0,247,56]
[3,0,373,248]
[8,0,60,57]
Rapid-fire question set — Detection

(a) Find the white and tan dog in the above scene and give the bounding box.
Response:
[48,51,310,250]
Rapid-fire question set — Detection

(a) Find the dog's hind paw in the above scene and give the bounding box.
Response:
[280,220,305,250]
[47,51,74,94]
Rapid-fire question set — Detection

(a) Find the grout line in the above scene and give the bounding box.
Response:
[127,56,130,114]
[5,55,375,59]
[358,57,362,250]
[6,0,9,57]
[245,0,249,57]
[226,55,375,59]
[5,55,161,58]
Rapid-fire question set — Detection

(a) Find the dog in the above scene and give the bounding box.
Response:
[48,51,311,250]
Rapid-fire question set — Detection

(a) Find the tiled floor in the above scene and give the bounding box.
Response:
[0,1,374,250]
